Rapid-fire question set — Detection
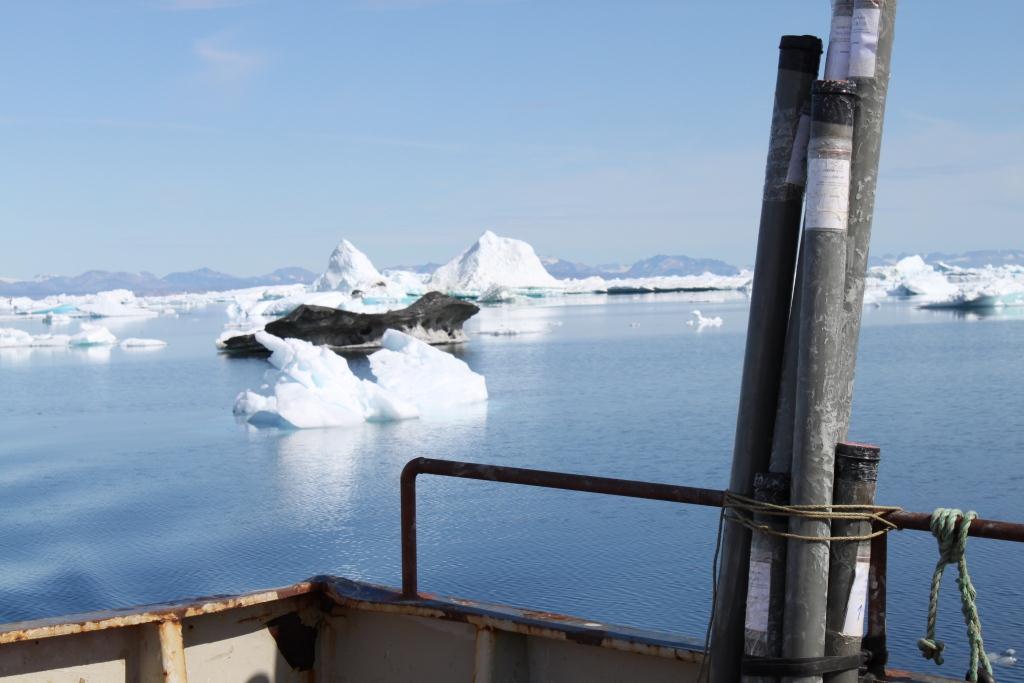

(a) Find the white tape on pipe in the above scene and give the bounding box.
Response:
[745,560,772,632]
[805,157,851,231]
[849,6,881,78]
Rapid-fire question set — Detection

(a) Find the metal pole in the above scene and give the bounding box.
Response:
[835,0,898,438]
[711,34,822,683]
[781,78,857,683]
[824,442,880,683]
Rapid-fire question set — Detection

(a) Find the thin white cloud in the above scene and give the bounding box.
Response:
[194,33,264,85]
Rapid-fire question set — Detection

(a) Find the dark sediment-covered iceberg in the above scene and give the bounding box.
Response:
[221,291,479,354]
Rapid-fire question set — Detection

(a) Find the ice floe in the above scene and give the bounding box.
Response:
[69,323,118,346]
[865,256,1024,309]
[988,648,1017,667]
[77,290,158,318]
[368,329,488,411]
[234,329,486,429]
[687,310,723,330]
[0,323,117,348]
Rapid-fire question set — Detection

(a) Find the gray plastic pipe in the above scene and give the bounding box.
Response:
[780,79,858,683]
[709,34,822,683]
[824,443,881,683]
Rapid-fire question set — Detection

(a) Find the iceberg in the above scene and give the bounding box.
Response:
[220,292,478,354]
[429,231,560,296]
[77,290,158,318]
[234,331,418,429]
[0,328,70,348]
[312,239,407,299]
[0,323,115,348]
[864,256,1024,308]
[369,329,488,410]
[234,329,486,429]
[70,323,118,346]
[687,310,723,330]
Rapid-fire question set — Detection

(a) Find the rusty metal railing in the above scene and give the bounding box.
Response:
[399,452,1024,678]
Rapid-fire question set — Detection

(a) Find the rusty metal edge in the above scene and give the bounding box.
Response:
[0,581,319,644]
[319,575,706,664]
[0,573,968,682]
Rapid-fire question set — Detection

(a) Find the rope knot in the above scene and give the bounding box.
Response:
[917,637,945,665]
[918,507,995,682]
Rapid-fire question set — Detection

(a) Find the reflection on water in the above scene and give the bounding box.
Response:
[919,305,1024,322]
[78,346,112,363]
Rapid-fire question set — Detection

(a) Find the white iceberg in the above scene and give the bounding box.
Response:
[0,328,70,348]
[369,329,488,410]
[687,310,723,330]
[312,239,406,299]
[235,329,486,429]
[429,231,560,296]
[120,338,168,348]
[77,290,158,318]
[69,323,117,346]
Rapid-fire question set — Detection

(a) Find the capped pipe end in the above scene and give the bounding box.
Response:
[778,35,823,74]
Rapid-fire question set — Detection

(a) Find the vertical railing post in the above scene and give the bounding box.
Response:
[401,460,420,599]
[864,526,888,678]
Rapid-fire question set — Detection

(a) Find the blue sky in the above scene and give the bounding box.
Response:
[2,0,1022,278]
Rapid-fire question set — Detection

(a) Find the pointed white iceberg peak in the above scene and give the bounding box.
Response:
[429,230,560,296]
[313,239,388,294]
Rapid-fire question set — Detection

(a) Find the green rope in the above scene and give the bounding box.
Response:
[917,508,994,682]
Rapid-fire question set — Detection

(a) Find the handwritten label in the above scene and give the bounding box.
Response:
[842,560,871,636]
[805,157,851,231]
[849,6,881,78]
[824,13,852,79]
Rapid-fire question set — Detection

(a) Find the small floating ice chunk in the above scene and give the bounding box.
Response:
[988,649,1017,667]
[687,310,723,330]
[0,328,35,347]
[69,323,117,346]
[120,338,167,349]
[0,328,71,348]
[369,329,488,410]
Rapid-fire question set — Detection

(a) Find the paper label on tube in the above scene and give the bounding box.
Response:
[824,14,852,79]
[849,7,881,78]
[785,114,812,186]
[805,157,851,231]
[744,560,771,632]
[842,560,871,636]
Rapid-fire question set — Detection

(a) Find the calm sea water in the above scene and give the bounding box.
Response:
[1,295,1022,679]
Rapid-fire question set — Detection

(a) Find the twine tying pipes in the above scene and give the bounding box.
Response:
[722,491,902,542]
[917,508,995,683]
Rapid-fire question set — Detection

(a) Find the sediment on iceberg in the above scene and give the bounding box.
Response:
[219,292,479,354]
[233,329,487,429]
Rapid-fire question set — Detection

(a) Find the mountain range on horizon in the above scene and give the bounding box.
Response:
[2,249,1022,299]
